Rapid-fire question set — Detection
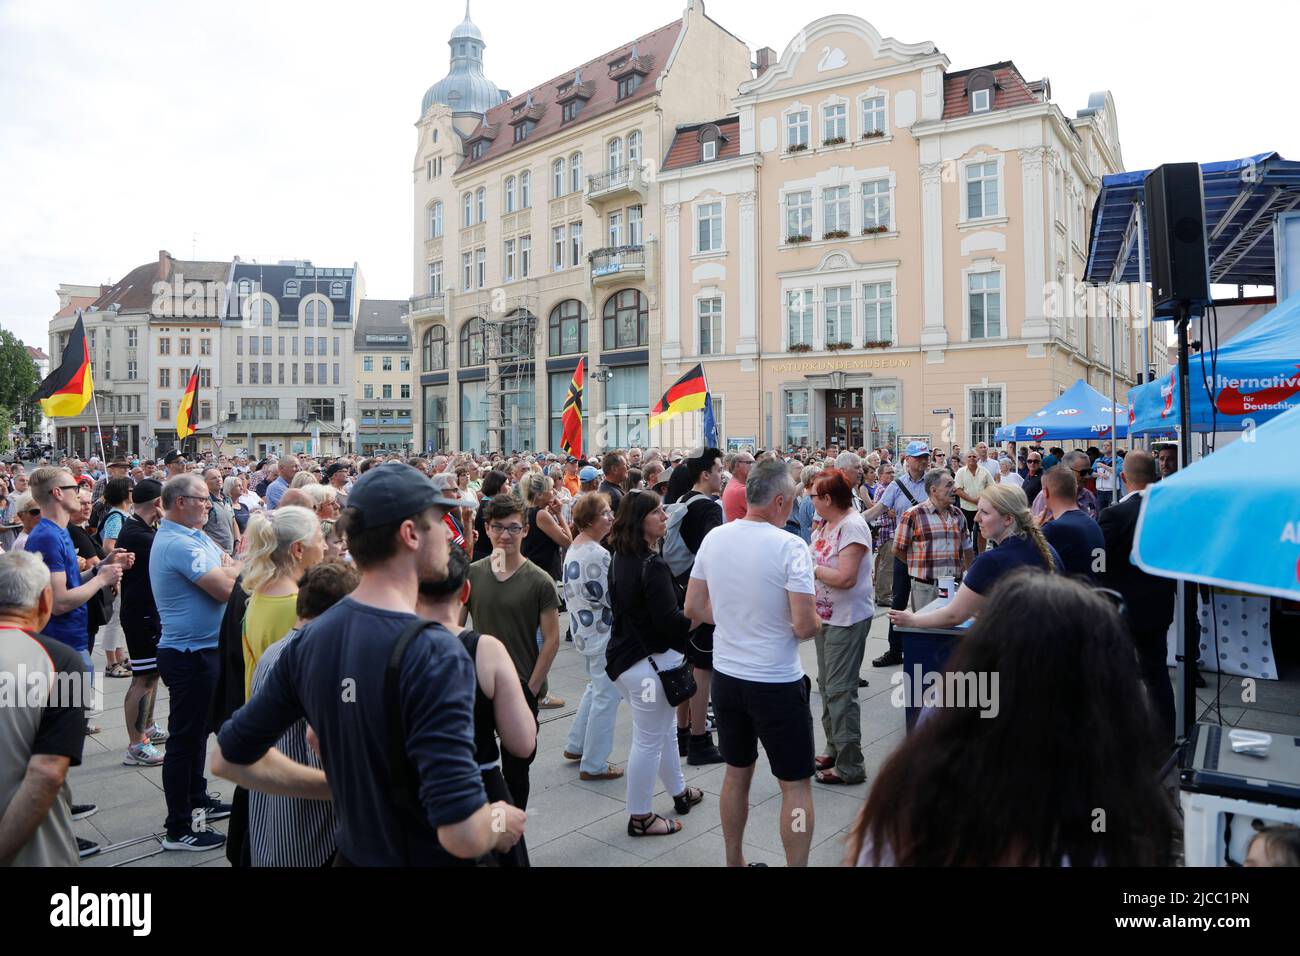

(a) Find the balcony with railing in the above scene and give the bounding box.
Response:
[589,245,646,285]
[586,163,648,204]
[408,292,445,319]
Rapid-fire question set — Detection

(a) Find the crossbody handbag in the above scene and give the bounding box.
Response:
[615,554,697,708]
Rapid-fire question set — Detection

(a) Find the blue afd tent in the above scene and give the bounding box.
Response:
[994,380,1128,443]
[1127,292,1300,435]
[1134,405,1300,600]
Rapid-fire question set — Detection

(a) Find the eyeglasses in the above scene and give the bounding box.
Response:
[178,495,211,507]
[24,508,41,516]
[488,523,525,536]
[55,484,79,493]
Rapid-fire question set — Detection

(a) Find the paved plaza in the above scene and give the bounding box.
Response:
[70,609,1300,868]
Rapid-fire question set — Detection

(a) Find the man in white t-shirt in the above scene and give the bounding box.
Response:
[685,459,819,867]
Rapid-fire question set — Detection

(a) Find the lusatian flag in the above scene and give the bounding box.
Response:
[649,363,708,429]
[560,358,584,458]
[176,365,199,440]
[32,314,94,417]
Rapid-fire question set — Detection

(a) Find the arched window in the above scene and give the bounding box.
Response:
[475,187,486,223]
[505,176,516,213]
[553,158,565,197]
[570,152,583,194]
[429,201,443,238]
[460,317,485,367]
[602,289,648,349]
[608,137,624,173]
[498,310,535,360]
[261,299,273,326]
[627,130,642,168]
[463,191,473,228]
[284,279,299,297]
[520,170,531,208]
[238,278,252,297]
[329,281,344,297]
[548,300,587,356]
[423,325,447,371]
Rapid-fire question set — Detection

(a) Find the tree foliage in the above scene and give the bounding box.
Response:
[0,328,42,443]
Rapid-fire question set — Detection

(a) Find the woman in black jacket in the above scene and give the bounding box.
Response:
[605,490,704,837]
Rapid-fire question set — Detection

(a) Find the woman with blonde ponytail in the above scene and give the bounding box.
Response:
[240,505,325,697]
[889,483,1063,631]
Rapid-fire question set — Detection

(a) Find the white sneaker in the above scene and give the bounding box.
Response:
[146,723,169,743]
[123,742,165,766]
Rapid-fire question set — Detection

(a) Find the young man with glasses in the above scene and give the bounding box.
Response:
[151,473,241,851]
[463,494,560,810]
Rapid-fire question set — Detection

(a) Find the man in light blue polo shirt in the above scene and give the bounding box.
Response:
[150,473,241,852]
[265,455,299,509]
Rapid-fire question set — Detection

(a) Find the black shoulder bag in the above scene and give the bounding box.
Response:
[615,555,697,708]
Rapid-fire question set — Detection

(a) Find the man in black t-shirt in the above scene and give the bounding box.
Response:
[672,448,726,766]
[1040,466,1104,582]
[599,452,628,514]
[214,463,526,865]
[116,479,168,767]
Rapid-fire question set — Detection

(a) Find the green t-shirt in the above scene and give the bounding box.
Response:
[466,557,559,692]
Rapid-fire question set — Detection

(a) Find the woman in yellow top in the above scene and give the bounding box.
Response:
[240,505,325,698]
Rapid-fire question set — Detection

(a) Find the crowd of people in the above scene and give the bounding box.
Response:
[2,436,1294,868]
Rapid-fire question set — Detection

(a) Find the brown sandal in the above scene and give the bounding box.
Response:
[815,769,857,785]
[579,766,625,781]
[627,813,682,837]
[814,755,834,771]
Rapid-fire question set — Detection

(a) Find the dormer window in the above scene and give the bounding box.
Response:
[698,124,725,163]
[562,100,583,123]
[284,280,299,297]
[513,122,534,143]
[471,140,487,160]
[618,74,642,100]
[966,68,997,114]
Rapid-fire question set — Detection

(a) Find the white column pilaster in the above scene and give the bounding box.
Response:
[920,161,948,349]
[738,190,759,355]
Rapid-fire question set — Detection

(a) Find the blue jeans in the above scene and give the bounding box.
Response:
[564,651,620,774]
[156,646,219,834]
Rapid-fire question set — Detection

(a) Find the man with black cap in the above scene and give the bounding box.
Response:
[116,479,169,768]
[163,450,188,480]
[213,462,526,865]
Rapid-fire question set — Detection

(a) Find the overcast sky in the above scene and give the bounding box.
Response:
[2,0,1295,349]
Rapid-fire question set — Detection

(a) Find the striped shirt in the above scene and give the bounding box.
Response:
[893,500,967,582]
[248,630,336,867]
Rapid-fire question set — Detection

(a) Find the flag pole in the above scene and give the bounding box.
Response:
[80,309,110,466]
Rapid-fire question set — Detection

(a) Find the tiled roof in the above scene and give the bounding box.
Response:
[942,61,1042,120]
[26,345,49,361]
[458,18,682,171]
[91,253,229,313]
[662,116,742,171]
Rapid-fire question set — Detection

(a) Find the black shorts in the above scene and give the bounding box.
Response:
[711,669,814,781]
[686,624,714,671]
[122,617,160,673]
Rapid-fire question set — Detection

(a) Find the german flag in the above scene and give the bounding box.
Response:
[560,358,583,458]
[649,363,708,429]
[176,365,199,440]
[32,314,94,418]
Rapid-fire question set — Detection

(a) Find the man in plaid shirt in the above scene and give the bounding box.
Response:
[892,468,972,614]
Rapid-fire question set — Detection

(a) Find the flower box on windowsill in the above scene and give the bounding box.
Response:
[788,343,813,353]
[826,341,853,352]
[786,234,812,244]
[860,129,886,140]
[823,230,850,240]
[786,143,809,154]
[822,136,847,147]
[861,225,890,236]
[864,340,893,350]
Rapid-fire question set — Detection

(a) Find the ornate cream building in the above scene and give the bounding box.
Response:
[410,8,1145,454]
[658,14,1144,453]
